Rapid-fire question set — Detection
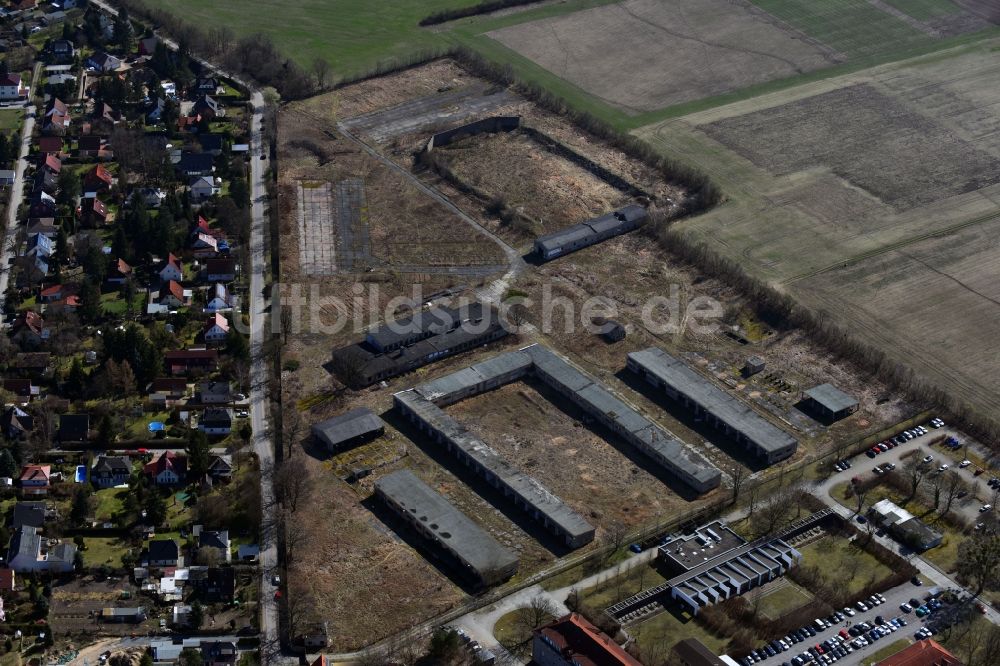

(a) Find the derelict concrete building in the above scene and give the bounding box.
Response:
[331,302,508,388]
[394,344,722,548]
[802,383,859,422]
[534,204,647,261]
[311,407,384,452]
[375,469,518,587]
[627,348,798,465]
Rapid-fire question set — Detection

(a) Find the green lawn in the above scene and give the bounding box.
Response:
[81,536,126,568]
[864,638,911,664]
[631,606,729,657]
[158,0,478,78]
[883,0,961,20]
[798,536,893,596]
[579,562,668,610]
[0,108,24,132]
[757,582,814,620]
[92,487,129,523]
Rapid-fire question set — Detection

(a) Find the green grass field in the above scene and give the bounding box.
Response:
[798,536,893,596]
[757,582,814,620]
[883,0,961,20]
[158,0,475,78]
[631,607,730,657]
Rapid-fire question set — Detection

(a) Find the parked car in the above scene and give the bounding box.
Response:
[960,459,972,468]
[922,455,934,463]
[900,602,912,612]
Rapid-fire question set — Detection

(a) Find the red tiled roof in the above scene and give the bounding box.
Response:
[0,568,14,591]
[876,640,962,666]
[536,614,642,666]
[0,73,21,87]
[14,311,43,336]
[88,164,113,185]
[160,280,184,303]
[165,349,219,361]
[44,154,61,173]
[144,450,187,478]
[204,313,229,334]
[38,137,62,154]
[40,284,63,297]
[18,464,50,483]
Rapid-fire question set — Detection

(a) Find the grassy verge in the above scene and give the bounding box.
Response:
[863,638,911,664]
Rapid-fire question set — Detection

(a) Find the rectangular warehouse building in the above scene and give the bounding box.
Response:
[311,407,384,453]
[802,383,859,422]
[394,389,596,549]
[374,470,518,587]
[627,348,798,465]
[534,204,647,261]
[331,302,508,388]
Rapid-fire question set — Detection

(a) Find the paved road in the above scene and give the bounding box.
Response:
[0,67,39,315]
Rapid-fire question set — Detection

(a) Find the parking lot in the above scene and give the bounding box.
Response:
[742,580,963,666]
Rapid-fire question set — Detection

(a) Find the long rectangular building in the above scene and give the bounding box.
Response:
[374,470,518,587]
[627,348,797,465]
[534,204,647,261]
[394,389,596,549]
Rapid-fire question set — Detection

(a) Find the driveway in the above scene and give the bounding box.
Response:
[0,72,38,314]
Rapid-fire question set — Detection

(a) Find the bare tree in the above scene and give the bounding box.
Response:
[603,522,629,563]
[942,469,968,515]
[853,482,870,518]
[902,456,928,501]
[731,465,747,505]
[957,531,1000,597]
[275,460,313,513]
[516,595,557,633]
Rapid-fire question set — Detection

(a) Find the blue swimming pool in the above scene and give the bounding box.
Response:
[74,465,86,483]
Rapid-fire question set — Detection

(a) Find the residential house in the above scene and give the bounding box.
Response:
[236,544,259,562]
[189,176,219,200]
[0,72,26,101]
[199,408,232,436]
[39,284,63,303]
[147,377,188,405]
[189,566,235,602]
[43,98,71,134]
[145,539,180,567]
[197,381,231,404]
[86,51,121,72]
[157,280,186,308]
[37,136,63,155]
[196,528,231,563]
[11,0,38,10]
[194,77,220,94]
[29,190,57,217]
[58,413,89,444]
[177,152,215,177]
[0,170,14,185]
[77,135,109,159]
[158,253,184,282]
[202,313,230,344]
[145,97,165,124]
[177,114,200,133]
[128,187,164,209]
[46,73,76,88]
[201,641,238,666]
[137,36,158,57]
[100,607,147,624]
[192,95,223,121]
[92,102,122,125]
[191,232,218,258]
[164,349,219,375]
[3,378,38,401]
[207,455,233,482]
[10,502,45,531]
[0,569,15,592]
[18,464,51,497]
[41,154,62,175]
[11,352,52,378]
[26,217,58,238]
[46,294,79,315]
[83,164,114,192]
[204,283,232,313]
[107,258,133,285]
[205,258,236,282]
[79,195,108,225]
[197,133,225,156]
[11,311,46,347]
[32,169,58,196]
[1,405,33,439]
[91,456,131,489]
[7,526,76,573]
[533,614,642,666]
[144,451,187,485]
[26,233,53,260]
[49,39,75,62]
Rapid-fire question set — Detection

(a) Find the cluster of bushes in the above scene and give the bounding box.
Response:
[420,0,546,26]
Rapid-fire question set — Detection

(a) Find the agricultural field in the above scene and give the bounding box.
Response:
[487,0,840,114]
[636,39,1000,418]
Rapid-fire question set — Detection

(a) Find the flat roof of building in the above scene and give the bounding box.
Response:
[805,383,858,413]
[394,390,595,542]
[660,521,746,572]
[375,469,517,578]
[364,302,487,350]
[628,348,797,455]
[311,407,383,447]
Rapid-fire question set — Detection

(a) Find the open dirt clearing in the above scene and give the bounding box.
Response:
[487,0,840,114]
[436,130,633,240]
[635,40,1000,417]
[448,379,689,530]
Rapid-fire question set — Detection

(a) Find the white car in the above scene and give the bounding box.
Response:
[842,607,856,617]
[960,460,972,468]
[857,600,869,611]
[981,504,993,512]
[900,602,913,612]
[922,455,934,464]
[938,464,949,472]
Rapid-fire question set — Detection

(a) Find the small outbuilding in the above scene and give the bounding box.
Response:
[592,317,626,343]
[802,383,859,422]
[312,407,384,453]
[743,356,765,377]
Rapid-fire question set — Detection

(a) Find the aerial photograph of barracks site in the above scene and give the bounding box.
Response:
[0,1,998,666]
